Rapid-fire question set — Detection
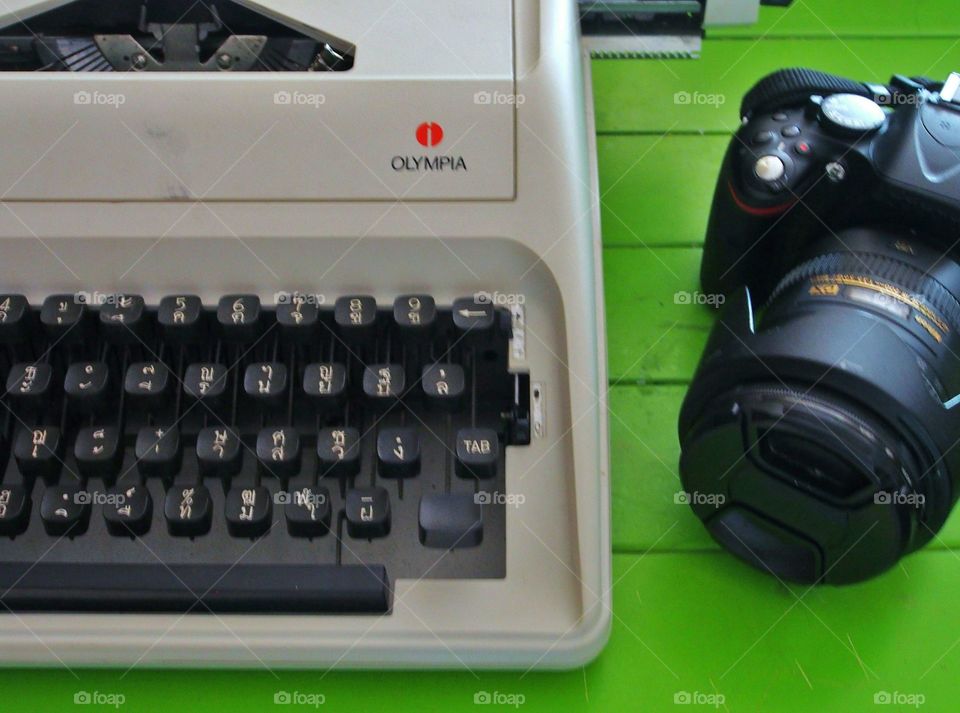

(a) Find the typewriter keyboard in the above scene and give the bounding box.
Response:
[0,293,530,613]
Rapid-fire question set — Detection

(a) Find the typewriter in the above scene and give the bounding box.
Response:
[0,0,757,668]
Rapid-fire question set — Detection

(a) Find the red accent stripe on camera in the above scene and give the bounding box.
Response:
[727,181,796,217]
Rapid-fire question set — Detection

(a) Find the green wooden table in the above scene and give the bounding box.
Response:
[9,3,960,710]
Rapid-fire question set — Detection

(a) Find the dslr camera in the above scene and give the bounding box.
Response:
[679,69,960,583]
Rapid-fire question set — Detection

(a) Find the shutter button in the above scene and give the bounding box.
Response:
[754,155,786,182]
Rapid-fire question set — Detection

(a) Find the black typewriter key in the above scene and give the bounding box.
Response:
[276,296,319,340]
[334,295,377,341]
[40,294,86,342]
[302,363,347,406]
[40,484,90,536]
[124,362,171,407]
[452,296,496,335]
[422,363,465,409]
[284,484,331,537]
[0,484,29,535]
[256,427,301,479]
[244,362,287,404]
[217,294,261,342]
[0,294,31,344]
[135,426,182,479]
[345,487,391,538]
[103,483,153,536]
[13,426,62,479]
[418,493,483,549]
[157,295,204,343]
[64,361,109,411]
[377,428,421,478]
[363,364,405,403]
[183,363,228,404]
[74,426,122,480]
[225,485,272,537]
[99,294,149,343]
[455,428,499,479]
[6,363,53,407]
[393,294,436,335]
[316,427,361,478]
[196,426,242,478]
[164,483,213,536]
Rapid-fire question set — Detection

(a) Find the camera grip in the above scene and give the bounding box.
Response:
[701,147,789,299]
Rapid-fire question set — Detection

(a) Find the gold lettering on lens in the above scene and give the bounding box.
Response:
[915,314,943,343]
[807,274,950,342]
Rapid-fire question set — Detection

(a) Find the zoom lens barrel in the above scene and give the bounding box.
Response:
[678,228,960,584]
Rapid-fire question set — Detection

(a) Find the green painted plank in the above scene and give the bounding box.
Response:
[604,247,710,383]
[7,551,960,713]
[599,550,960,713]
[598,135,725,247]
[609,384,715,552]
[608,383,960,552]
[593,39,960,133]
[710,0,960,39]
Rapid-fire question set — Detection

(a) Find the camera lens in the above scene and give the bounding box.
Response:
[678,227,960,583]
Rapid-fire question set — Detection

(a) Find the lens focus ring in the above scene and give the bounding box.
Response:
[767,251,960,337]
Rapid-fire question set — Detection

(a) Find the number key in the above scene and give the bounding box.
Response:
[158,295,204,343]
[100,294,149,343]
[393,294,436,336]
[334,295,376,341]
[0,294,32,344]
[40,294,86,342]
[217,294,261,342]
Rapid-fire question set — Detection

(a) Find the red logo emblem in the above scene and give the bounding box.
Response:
[415,122,444,148]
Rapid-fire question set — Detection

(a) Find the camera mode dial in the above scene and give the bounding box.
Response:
[818,93,887,136]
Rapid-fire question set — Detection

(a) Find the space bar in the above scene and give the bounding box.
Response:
[0,562,390,613]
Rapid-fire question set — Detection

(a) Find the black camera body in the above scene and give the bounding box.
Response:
[702,69,960,302]
[679,70,960,584]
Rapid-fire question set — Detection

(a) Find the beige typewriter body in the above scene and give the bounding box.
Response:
[0,0,611,668]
